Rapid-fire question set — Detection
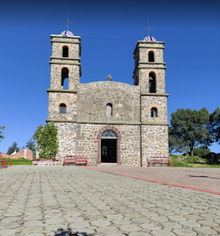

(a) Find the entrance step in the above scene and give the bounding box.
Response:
[99,163,117,166]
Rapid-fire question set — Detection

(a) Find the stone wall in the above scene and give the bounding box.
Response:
[141,125,169,167]
[1,149,33,160]
[77,82,140,123]
[141,96,168,123]
[48,92,77,120]
[139,46,164,62]
[54,122,77,162]
[55,123,141,167]
[51,37,81,59]
[138,68,166,94]
[50,64,80,90]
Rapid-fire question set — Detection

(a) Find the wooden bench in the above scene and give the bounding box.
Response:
[148,156,173,167]
[0,152,11,169]
[63,155,88,166]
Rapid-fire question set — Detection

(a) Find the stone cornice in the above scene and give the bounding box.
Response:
[45,119,170,126]
[141,93,170,97]
[138,65,167,70]
[138,45,165,49]
[46,89,77,93]
[50,35,81,39]
[49,61,81,65]
[46,119,77,123]
[50,39,81,44]
[133,42,165,55]
[50,56,80,61]
[138,61,166,65]
[133,66,167,75]
[77,120,141,125]
[141,122,170,126]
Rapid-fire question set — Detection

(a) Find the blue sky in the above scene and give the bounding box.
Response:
[0,0,219,154]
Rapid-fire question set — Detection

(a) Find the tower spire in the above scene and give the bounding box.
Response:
[63,12,73,31]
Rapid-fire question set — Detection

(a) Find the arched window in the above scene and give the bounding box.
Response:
[106,103,113,117]
[62,46,69,57]
[61,67,69,89]
[149,72,156,93]
[148,51,154,62]
[60,103,66,114]
[151,107,158,117]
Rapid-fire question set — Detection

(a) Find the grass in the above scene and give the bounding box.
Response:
[171,155,220,168]
[6,158,32,165]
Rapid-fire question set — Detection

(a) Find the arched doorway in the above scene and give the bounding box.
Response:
[101,130,117,163]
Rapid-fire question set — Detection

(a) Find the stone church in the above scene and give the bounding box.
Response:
[46,30,169,167]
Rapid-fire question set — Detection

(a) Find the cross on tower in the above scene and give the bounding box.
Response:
[63,13,73,31]
[144,20,153,36]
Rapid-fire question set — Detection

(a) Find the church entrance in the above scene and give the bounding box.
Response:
[101,130,117,163]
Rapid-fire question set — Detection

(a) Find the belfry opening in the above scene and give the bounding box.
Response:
[101,130,117,163]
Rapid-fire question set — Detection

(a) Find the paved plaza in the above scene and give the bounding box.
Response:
[1,166,220,236]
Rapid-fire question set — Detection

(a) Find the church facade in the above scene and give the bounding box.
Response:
[46,30,169,167]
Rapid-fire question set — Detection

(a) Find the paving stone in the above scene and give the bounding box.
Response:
[0,217,21,224]
[172,228,197,235]
[119,224,142,232]
[91,219,112,227]
[23,220,44,227]
[197,219,218,226]
[141,223,162,230]
[21,226,44,234]
[180,220,200,228]
[107,214,124,220]
[106,234,127,236]
[150,216,168,222]
[45,217,65,225]
[194,226,218,235]
[69,221,90,229]
[0,229,19,236]
[128,232,151,236]
[150,230,175,236]
[95,225,119,233]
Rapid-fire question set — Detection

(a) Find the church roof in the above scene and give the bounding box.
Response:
[143,36,156,42]
[60,30,74,37]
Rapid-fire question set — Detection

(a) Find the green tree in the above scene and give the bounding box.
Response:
[0,126,5,142]
[169,108,212,156]
[193,146,211,157]
[33,122,58,159]
[24,138,36,153]
[7,142,20,155]
[210,107,220,145]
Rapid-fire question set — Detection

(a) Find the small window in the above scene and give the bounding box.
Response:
[106,103,113,117]
[149,51,154,62]
[151,107,158,117]
[149,72,156,93]
[62,46,69,57]
[60,103,66,114]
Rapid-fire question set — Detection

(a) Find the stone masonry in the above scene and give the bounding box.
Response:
[46,31,169,166]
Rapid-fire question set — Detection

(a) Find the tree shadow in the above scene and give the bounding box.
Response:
[54,227,93,236]
[189,175,220,180]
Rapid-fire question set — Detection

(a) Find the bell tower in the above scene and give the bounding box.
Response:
[133,33,169,167]
[47,30,81,122]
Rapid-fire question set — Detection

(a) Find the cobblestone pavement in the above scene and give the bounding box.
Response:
[84,166,220,194]
[1,166,220,236]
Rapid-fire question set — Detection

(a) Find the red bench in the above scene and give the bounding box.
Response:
[63,155,88,166]
[148,156,173,167]
[0,152,11,169]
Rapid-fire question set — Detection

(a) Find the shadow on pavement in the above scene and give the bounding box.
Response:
[54,227,92,236]
[189,175,220,180]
